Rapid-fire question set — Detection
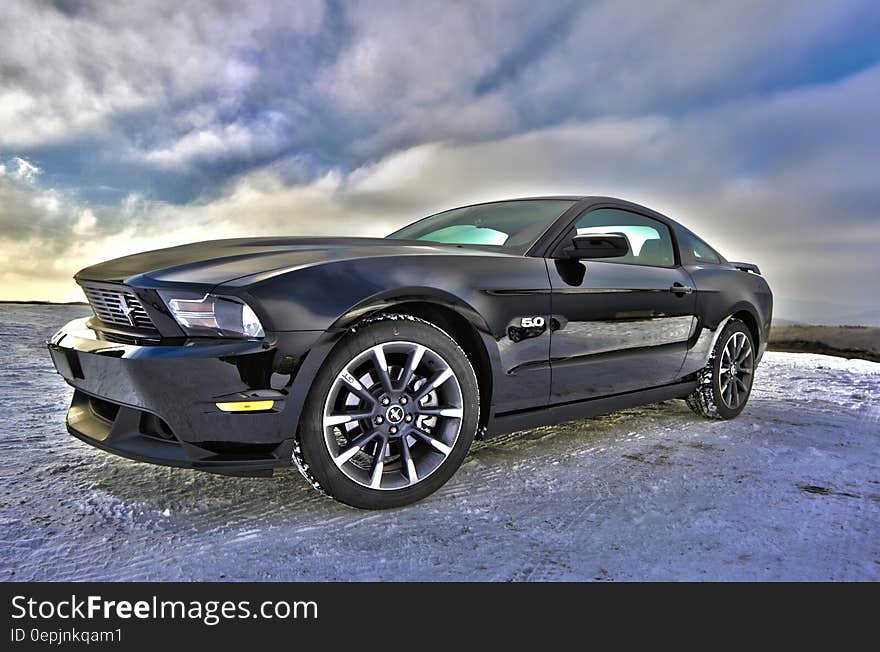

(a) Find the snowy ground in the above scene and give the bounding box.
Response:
[1,304,878,581]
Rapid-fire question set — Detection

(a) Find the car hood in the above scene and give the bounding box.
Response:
[74,237,504,287]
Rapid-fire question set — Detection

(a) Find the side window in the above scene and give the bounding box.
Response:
[680,231,722,264]
[569,208,676,267]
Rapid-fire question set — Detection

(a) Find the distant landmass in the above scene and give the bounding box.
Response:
[769,324,880,363]
[774,312,880,328]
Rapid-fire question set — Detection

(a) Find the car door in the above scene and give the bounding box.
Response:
[547,207,697,403]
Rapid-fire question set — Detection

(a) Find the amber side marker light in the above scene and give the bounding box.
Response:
[215,400,275,412]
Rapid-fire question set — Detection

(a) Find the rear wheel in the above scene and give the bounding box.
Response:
[296,314,480,509]
[686,318,756,420]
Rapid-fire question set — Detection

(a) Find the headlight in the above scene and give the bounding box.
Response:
[158,290,265,338]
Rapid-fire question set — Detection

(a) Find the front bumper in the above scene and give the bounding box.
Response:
[48,318,320,476]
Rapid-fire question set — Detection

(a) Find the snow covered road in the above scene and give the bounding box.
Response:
[2,305,878,581]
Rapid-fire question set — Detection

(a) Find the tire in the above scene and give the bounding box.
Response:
[295,313,480,509]
[686,318,756,420]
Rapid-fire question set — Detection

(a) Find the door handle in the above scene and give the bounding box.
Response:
[669,283,694,295]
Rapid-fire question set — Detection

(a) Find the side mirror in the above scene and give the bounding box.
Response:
[562,233,629,259]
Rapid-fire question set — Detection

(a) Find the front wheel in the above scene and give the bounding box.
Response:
[686,318,756,420]
[296,314,480,509]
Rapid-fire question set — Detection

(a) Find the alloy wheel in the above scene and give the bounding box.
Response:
[322,341,464,491]
[718,331,753,409]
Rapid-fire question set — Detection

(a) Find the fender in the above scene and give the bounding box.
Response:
[327,287,507,426]
[681,301,764,376]
[328,286,491,333]
[277,287,505,438]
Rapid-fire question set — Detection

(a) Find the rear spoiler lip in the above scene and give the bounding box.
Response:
[729,261,761,275]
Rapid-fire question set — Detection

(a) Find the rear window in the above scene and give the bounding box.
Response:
[680,231,722,264]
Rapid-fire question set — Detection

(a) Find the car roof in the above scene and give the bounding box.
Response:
[454,195,659,207]
[458,195,586,203]
[452,196,677,224]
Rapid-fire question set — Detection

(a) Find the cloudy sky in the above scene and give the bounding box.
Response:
[1,1,878,323]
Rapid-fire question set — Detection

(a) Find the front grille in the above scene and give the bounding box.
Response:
[81,284,158,332]
[101,331,161,345]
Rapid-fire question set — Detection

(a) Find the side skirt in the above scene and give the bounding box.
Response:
[486,379,698,438]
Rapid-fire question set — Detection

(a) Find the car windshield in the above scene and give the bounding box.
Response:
[386,200,575,253]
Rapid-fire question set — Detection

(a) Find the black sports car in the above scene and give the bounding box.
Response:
[48,197,772,508]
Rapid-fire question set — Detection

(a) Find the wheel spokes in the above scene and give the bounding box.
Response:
[371,345,394,394]
[369,438,388,489]
[398,344,426,391]
[399,435,418,483]
[334,430,380,465]
[414,367,453,402]
[323,340,463,491]
[411,427,453,455]
[717,330,756,409]
[416,407,463,419]
[340,372,377,405]
[324,411,373,427]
